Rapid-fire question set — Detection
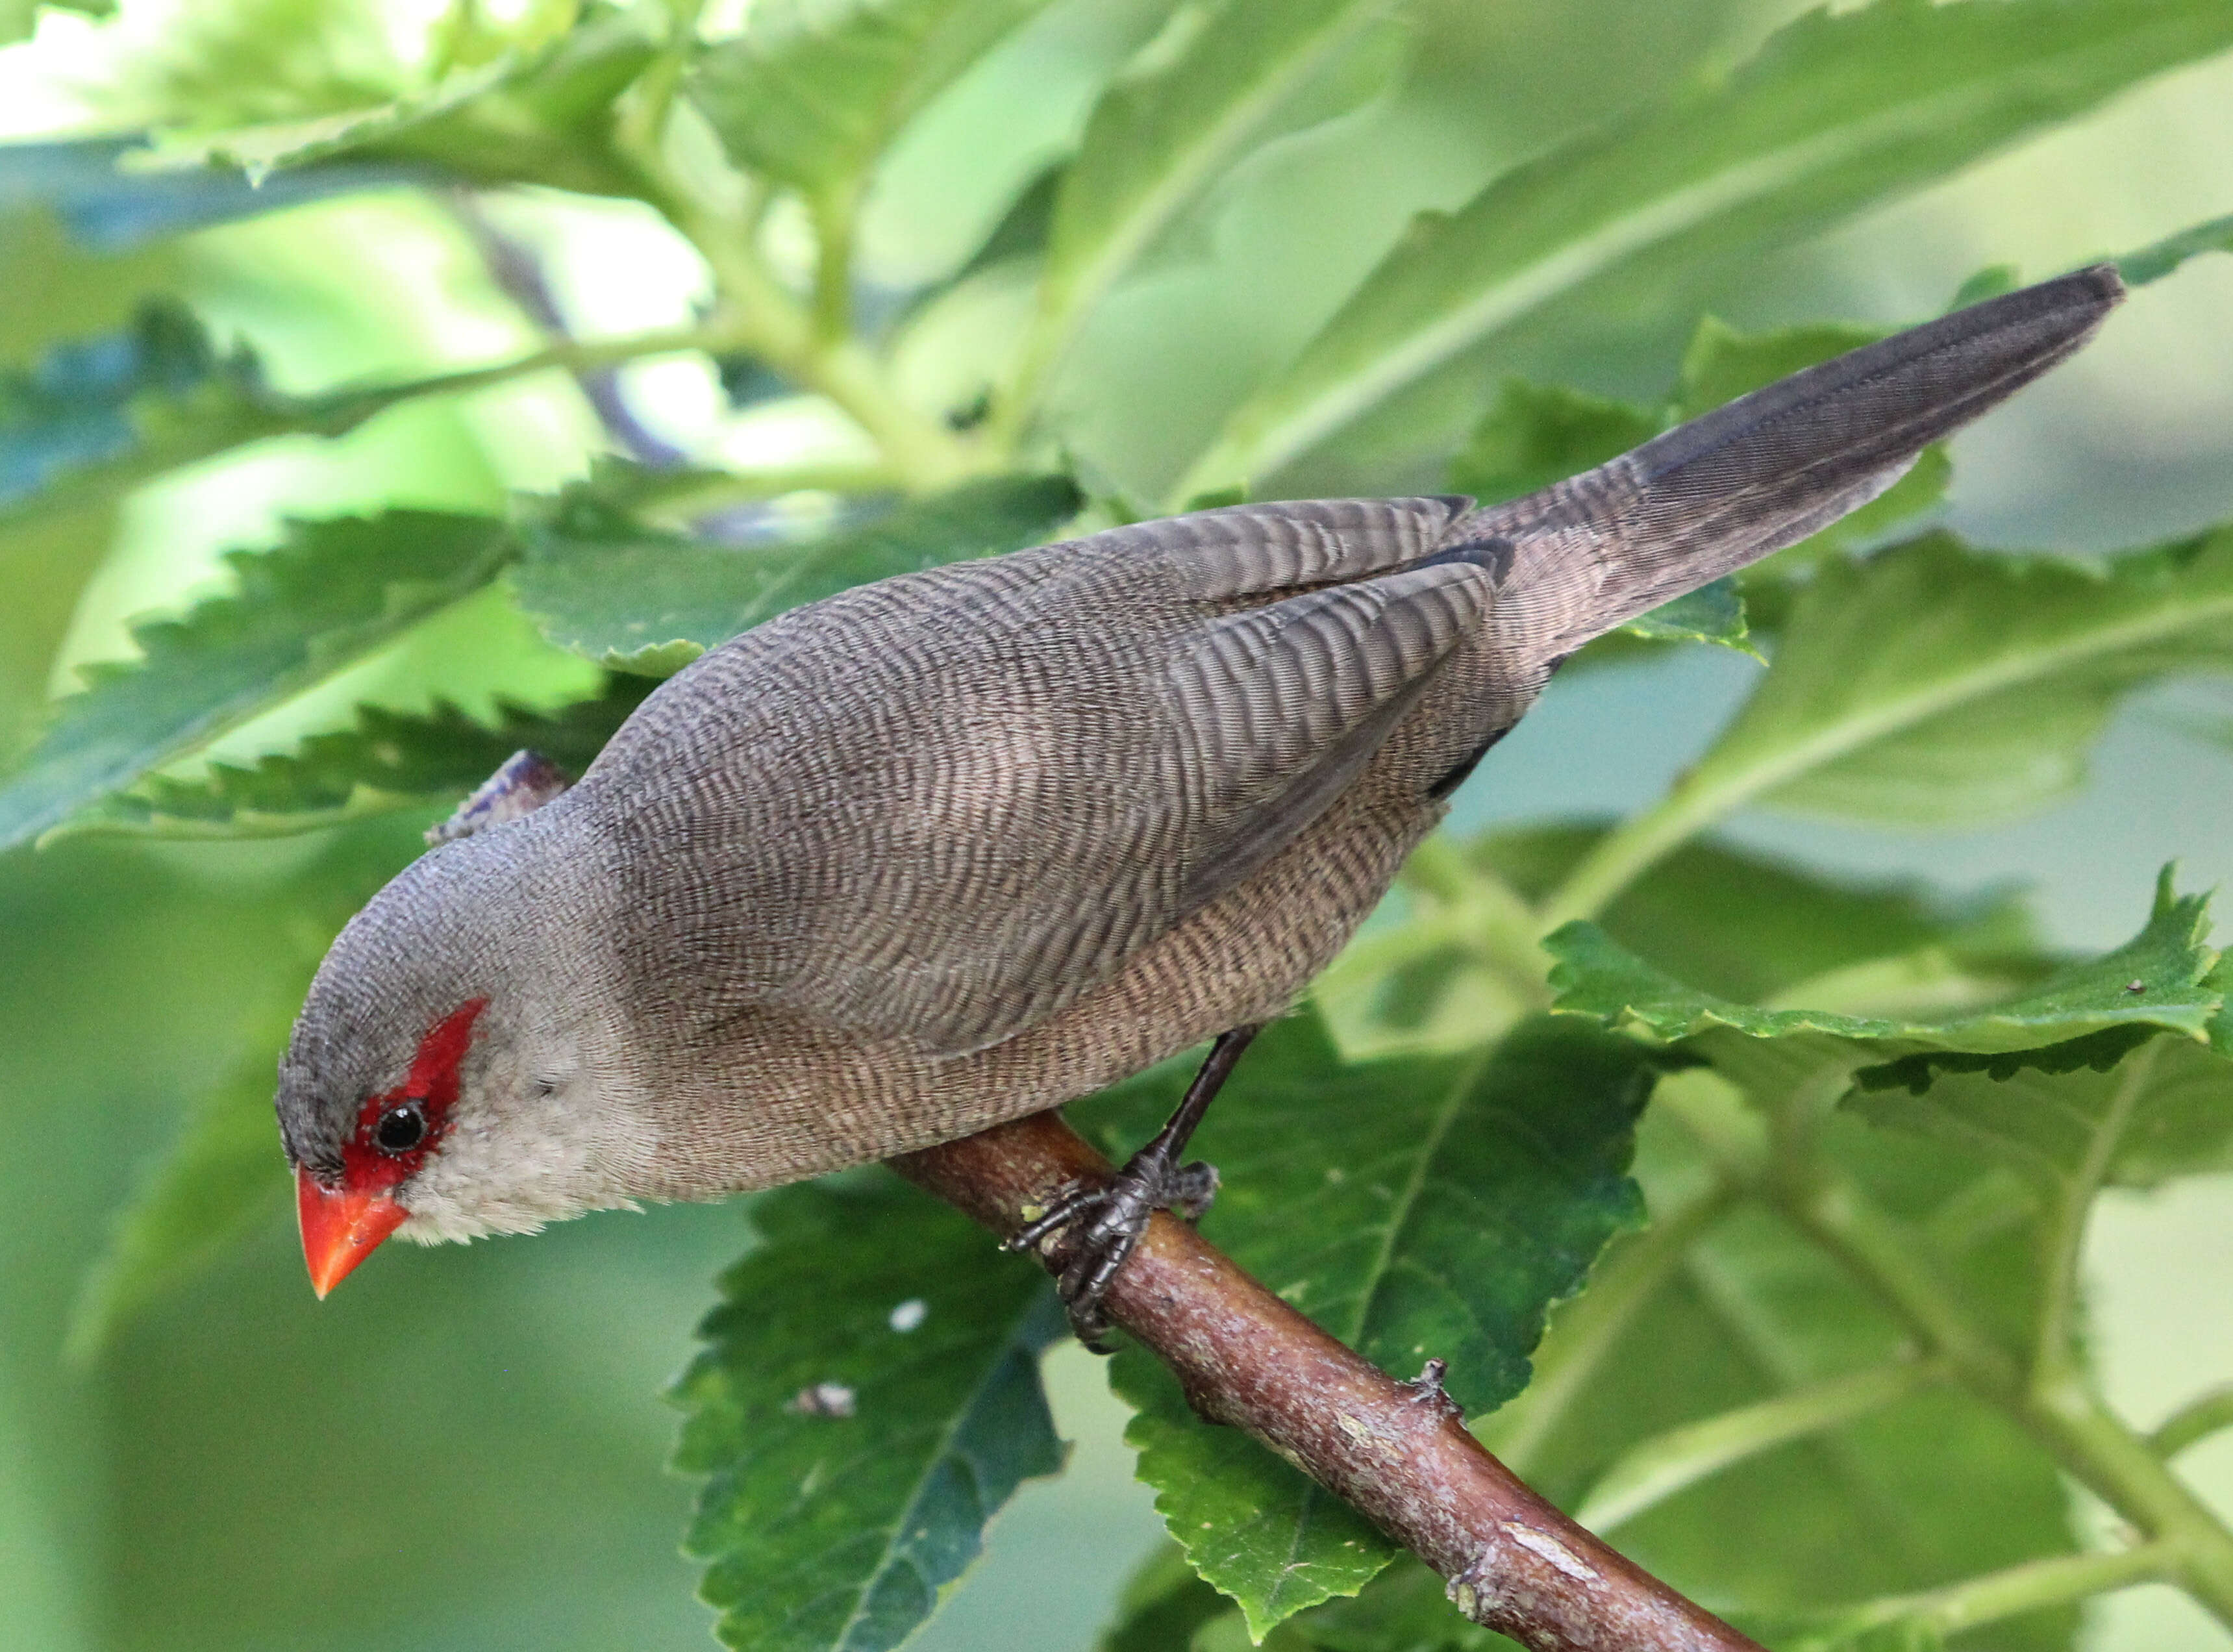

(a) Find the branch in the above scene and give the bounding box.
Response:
[894,1110,1766,1652]
[1818,1542,2173,1642]
[1654,1055,2233,1632]
[647,179,982,491]
[447,188,692,469]
[2032,1038,2156,1389]
[298,321,748,438]
[1572,1357,1946,1534]
[1782,1157,2233,1627]
[2152,1383,2233,1460]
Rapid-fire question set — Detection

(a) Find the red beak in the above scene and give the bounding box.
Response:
[297,1169,408,1298]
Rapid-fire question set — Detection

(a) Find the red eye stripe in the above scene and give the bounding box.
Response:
[340,998,489,1194]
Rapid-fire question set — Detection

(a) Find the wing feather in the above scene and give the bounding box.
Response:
[589,499,1491,1056]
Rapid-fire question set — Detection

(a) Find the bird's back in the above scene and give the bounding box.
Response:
[574,497,1503,1055]
[546,269,2127,1197]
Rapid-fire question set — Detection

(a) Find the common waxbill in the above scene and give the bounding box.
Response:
[280,268,2124,1327]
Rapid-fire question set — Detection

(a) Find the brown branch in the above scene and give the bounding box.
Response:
[894,1110,1764,1652]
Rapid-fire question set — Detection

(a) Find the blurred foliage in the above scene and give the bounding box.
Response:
[1,3,2232,1652]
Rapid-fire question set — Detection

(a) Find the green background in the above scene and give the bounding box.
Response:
[2,1,2231,1649]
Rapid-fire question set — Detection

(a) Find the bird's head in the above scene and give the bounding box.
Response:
[277,832,635,1295]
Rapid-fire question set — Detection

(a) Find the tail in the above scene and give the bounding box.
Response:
[1457,265,2125,655]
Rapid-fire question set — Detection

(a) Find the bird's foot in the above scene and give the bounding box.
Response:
[1006,1153,1221,1349]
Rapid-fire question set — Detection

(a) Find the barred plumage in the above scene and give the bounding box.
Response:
[279,268,2125,1253]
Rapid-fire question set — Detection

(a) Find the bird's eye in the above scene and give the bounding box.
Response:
[373,1101,428,1155]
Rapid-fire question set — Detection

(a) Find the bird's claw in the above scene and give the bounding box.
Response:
[1005,1156,1220,1348]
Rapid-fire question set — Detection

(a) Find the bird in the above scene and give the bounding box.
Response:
[280,266,2123,1335]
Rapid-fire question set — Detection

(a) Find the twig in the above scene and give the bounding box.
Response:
[448,189,692,469]
[894,1110,1766,1652]
[1492,1182,1736,1476]
[2152,1383,2233,1460]
[300,320,749,436]
[1571,1357,1947,1534]
[1816,1542,2173,1642]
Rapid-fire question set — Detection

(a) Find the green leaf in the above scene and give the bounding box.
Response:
[1477,826,2043,1007]
[1097,1544,1245,1652]
[1177,0,2233,495]
[1447,377,1656,506]
[1080,1010,1660,1634]
[944,158,1066,287]
[0,0,109,46]
[1672,316,1881,421]
[1322,827,2051,1062]
[1279,1557,1504,1651]
[1548,868,2221,1075]
[62,999,292,1362]
[0,299,293,520]
[689,0,1052,204]
[1556,530,2233,908]
[1487,1103,2076,1649]
[0,500,121,766]
[1950,263,2023,308]
[673,1175,1066,1652]
[0,299,670,527]
[515,473,1080,673]
[1108,1351,1394,1642]
[0,197,184,365]
[132,12,660,195]
[53,676,653,840]
[1622,579,1751,654]
[0,510,514,853]
[60,826,412,1358]
[1851,1029,2233,1192]
[1014,0,1399,409]
[1714,530,2233,827]
[2117,210,2233,286]
[1782,1619,1949,1652]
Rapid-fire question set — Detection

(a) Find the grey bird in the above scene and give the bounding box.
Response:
[281,266,2123,1327]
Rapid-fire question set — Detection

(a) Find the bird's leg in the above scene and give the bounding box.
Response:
[1009,1023,1264,1347]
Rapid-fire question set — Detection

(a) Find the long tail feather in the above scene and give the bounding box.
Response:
[1462,265,2125,653]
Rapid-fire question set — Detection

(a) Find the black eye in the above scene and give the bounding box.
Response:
[374,1101,428,1154]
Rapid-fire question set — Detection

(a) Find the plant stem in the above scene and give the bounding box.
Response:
[1655,1060,2233,1631]
[1828,1542,2173,1641]
[1536,772,1734,929]
[308,321,752,433]
[628,461,904,518]
[614,139,981,492]
[1492,1181,1737,1476]
[671,193,979,489]
[809,189,858,345]
[1313,844,1553,1036]
[2032,1037,2155,1390]
[1788,1162,2233,1628]
[897,1111,1770,1652]
[612,0,707,162]
[2154,1384,2233,1460]
[2022,1376,2233,1623]
[1573,1356,1947,1534]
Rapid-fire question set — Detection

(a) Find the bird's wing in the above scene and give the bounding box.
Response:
[1160,555,1493,910]
[592,496,1491,1056]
